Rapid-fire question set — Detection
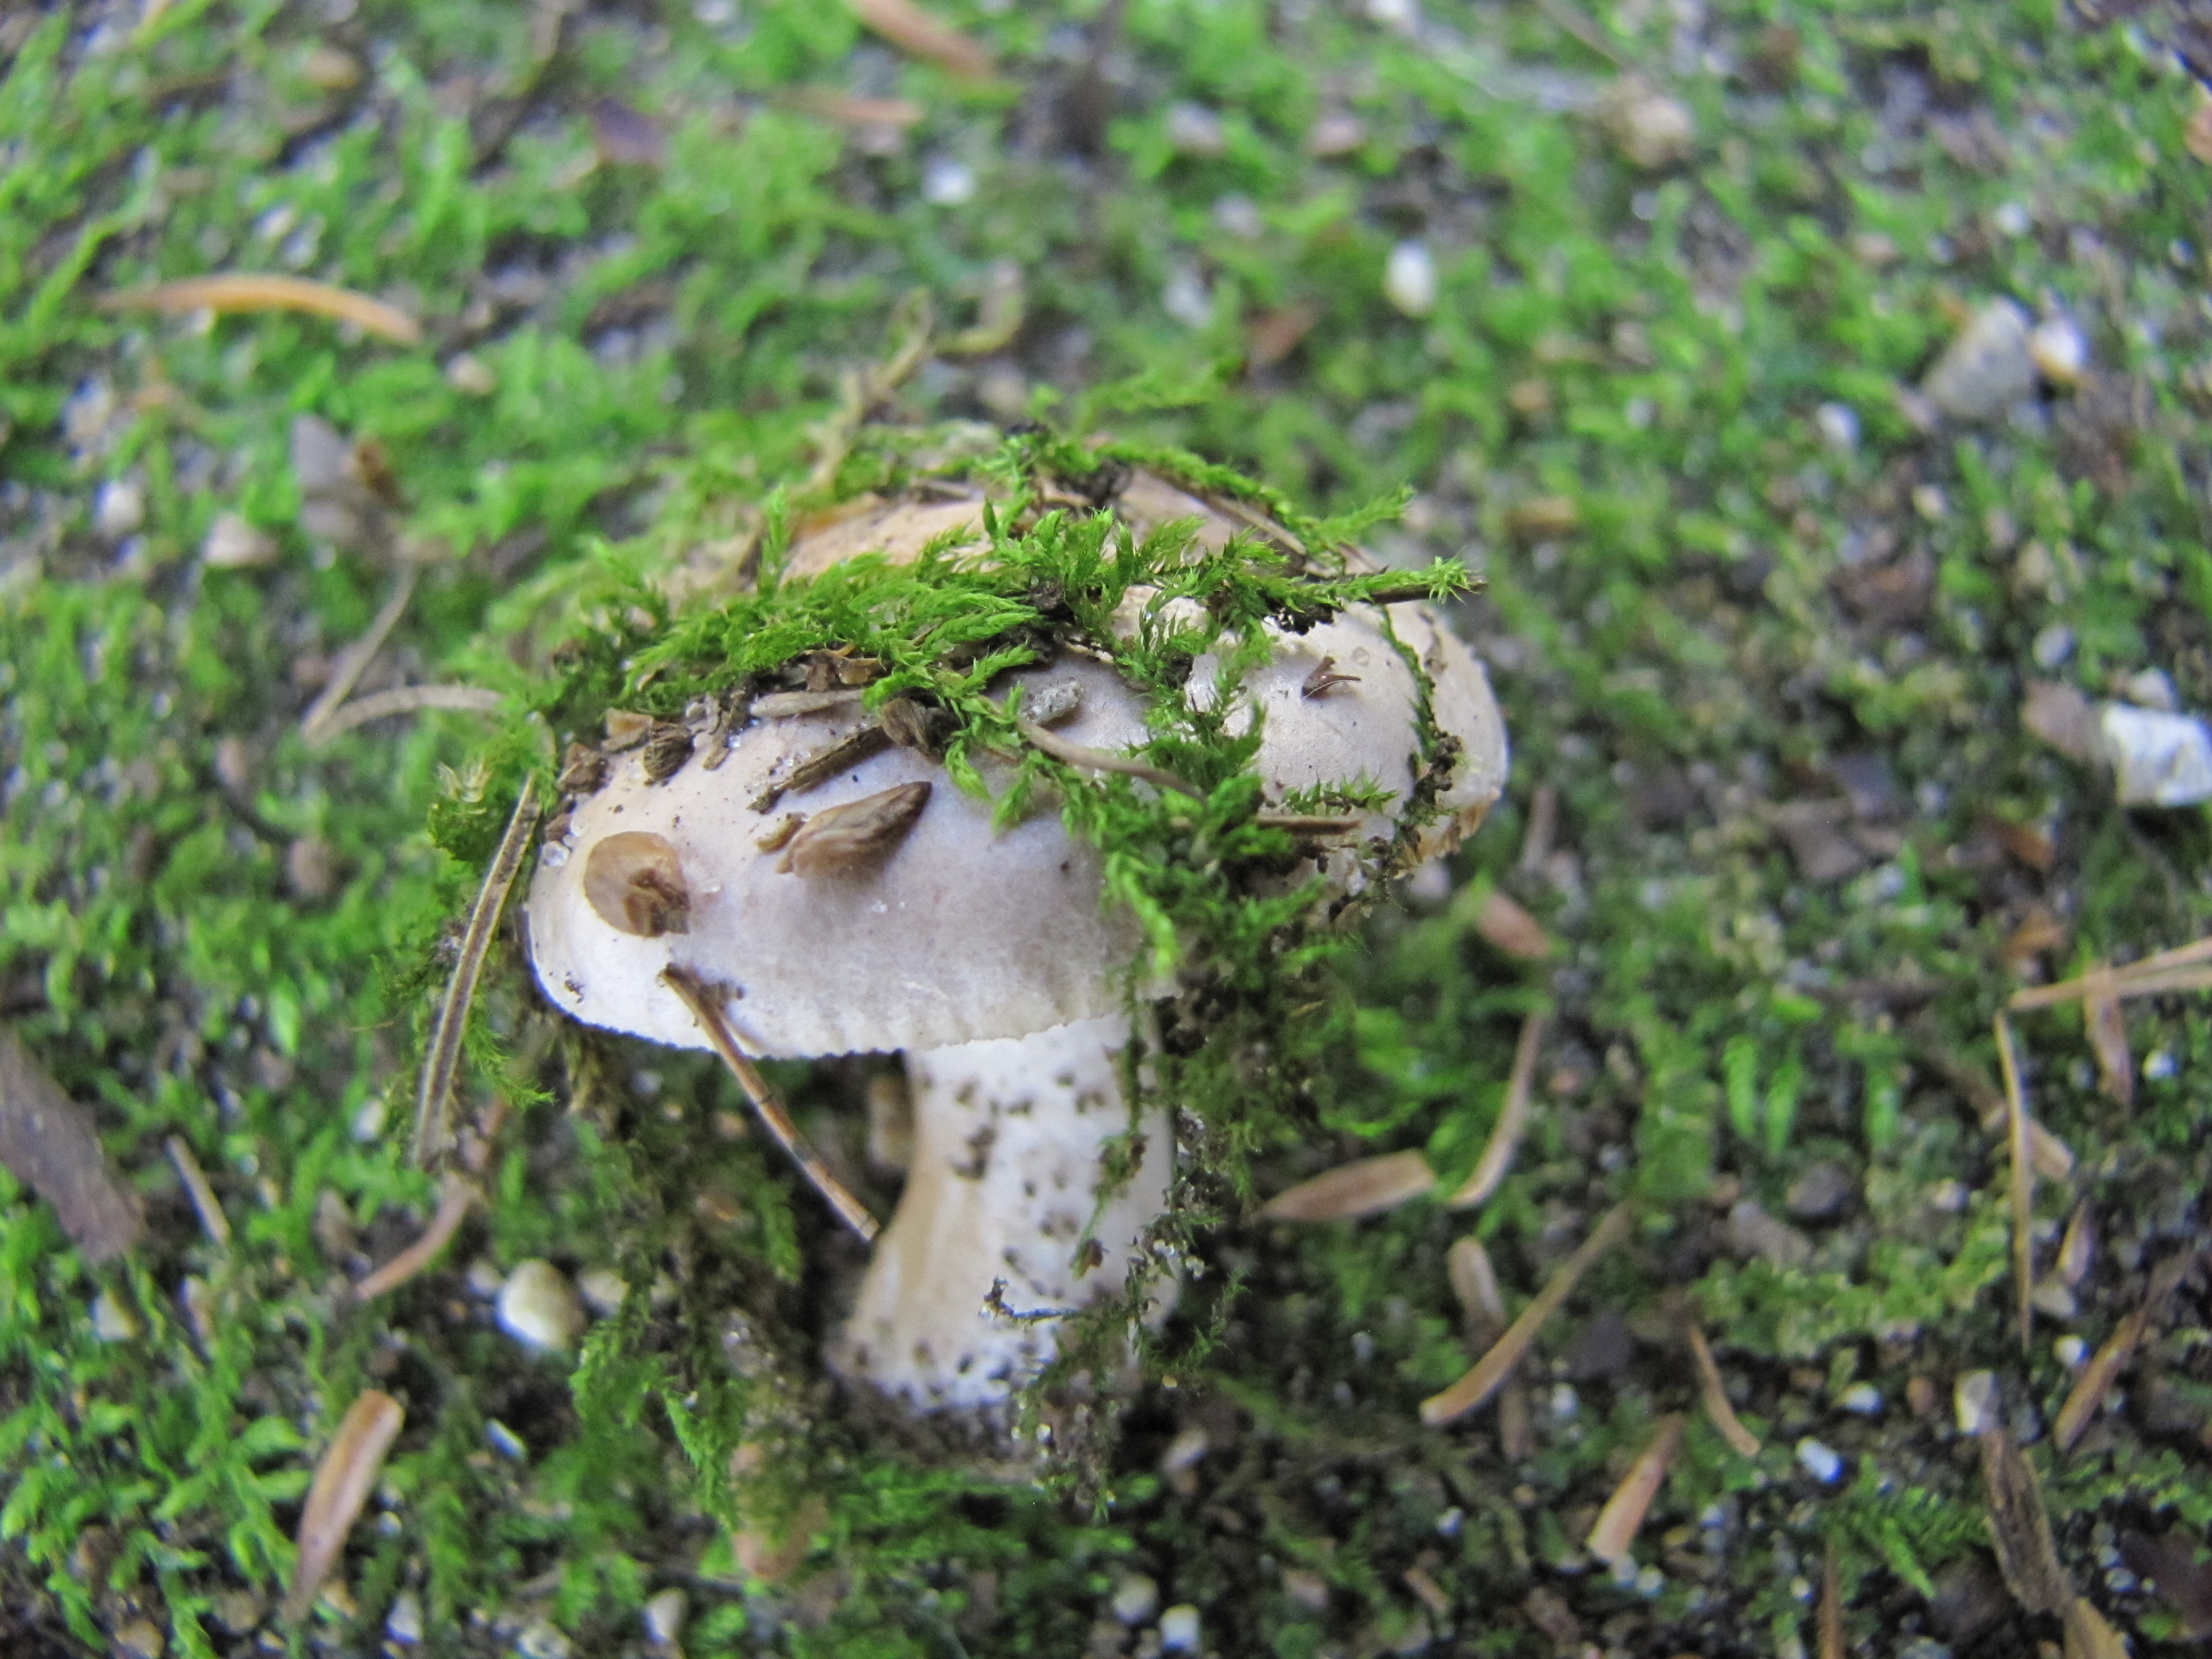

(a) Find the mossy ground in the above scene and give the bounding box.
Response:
[7,1,2212,1655]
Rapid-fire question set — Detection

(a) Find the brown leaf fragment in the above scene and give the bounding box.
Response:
[1585,1413,1685,1567]
[2120,1531,2212,1639]
[639,722,695,783]
[1769,799,1866,884]
[100,273,422,345]
[1261,1149,1435,1222]
[1471,888,1555,959]
[2023,680,2103,765]
[754,722,895,810]
[1832,544,1933,626]
[1248,302,1320,370]
[2055,1249,2199,1453]
[775,781,932,877]
[1987,813,2056,872]
[1298,655,1360,699]
[1979,1427,2073,1616]
[847,0,995,77]
[285,1390,405,1622]
[589,97,665,166]
[1421,1202,1631,1427]
[2001,905,2068,967]
[2083,973,2134,1106]
[556,741,607,796]
[2056,1203,2095,1289]
[0,1028,144,1263]
[2061,1597,2131,1659]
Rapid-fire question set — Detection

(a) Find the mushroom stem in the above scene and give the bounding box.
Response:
[828,1015,1172,1412]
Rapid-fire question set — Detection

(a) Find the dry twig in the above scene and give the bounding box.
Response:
[2010,933,2212,1010]
[101,274,422,345]
[411,779,540,1166]
[1421,1203,1631,1427]
[1818,1538,1845,1659]
[661,967,880,1242]
[285,1391,405,1622]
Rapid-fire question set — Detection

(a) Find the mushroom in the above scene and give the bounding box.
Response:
[521,468,1507,1419]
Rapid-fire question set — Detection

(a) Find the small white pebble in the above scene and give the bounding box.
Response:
[1384,241,1437,318]
[576,1267,629,1318]
[514,1618,571,1659]
[466,1258,505,1298]
[202,510,277,569]
[1609,1555,1641,1588]
[1837,1382,1883,1416]
[1162,267,1212,329]
[1549,1382,1580,1419]
[921,157,976,206]
[485,1420,528,1460]
[1159,1604,1201,1653]
[642,1588,687,1647]
[1928,1179,1970,1212]
[386,1591,424,1644]
[2056,1335,2089,1368]
[1794,1437,1843,1483]
[2125,668,2180,712]
[445,353,497,396]
[350,1095,388,1141]
[497,1259,584,1352]
[1635,1564,1664,1596]
[2028,317,2088,386]
[2031,623,2075,670]
[91,1289,140,1343]
[1111,1574,1160,1626]
[1165,102,1227,157]
[1954,1370,1999,1434]
[1813,401,1859,452]
[1435,1506,1464,1538]
[1992,200,2032,237]
[94,478,145,539]
[1160,1427,1210,1473]
[2146,1050,2177,1082]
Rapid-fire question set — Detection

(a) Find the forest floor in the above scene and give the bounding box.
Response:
[7,0,2212,1656]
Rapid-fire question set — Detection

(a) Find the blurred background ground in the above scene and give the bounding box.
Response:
[7,0,2212,1655]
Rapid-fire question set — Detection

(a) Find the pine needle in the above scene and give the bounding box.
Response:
[101,272,424,344]
[1994,1012,2034,1352]
[661,967,881,1242]
[301,567,417,743]
[1818,1538,1845,1659]
[1684,1317,1762,1456]
[2053,1247,2198,1453]
[285,1390,405,1622]
[1421,1202,1631,1427]
[1585,1412,1685,1566]
[411,779,540,1166]
[2010,932,2212,1010]
[1018,716,1199,797]
[164,1135,230,1248]
[354,1176,476,1300]
[306,684,504,746]
[1447,1009,1548,1208]
[1260,1149,1435,1221]
[846,0,996,78]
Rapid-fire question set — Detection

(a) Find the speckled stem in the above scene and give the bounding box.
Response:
[827,1015,1172,1412]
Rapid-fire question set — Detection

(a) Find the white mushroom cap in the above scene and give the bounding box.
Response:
[525,468,1507,1060]
[525,655,1155,1059]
